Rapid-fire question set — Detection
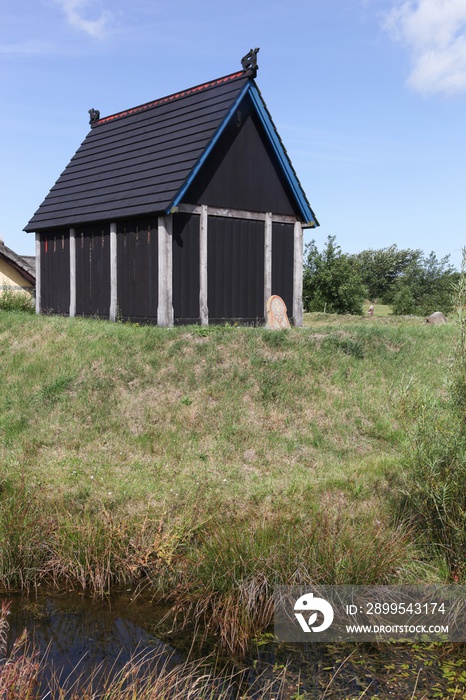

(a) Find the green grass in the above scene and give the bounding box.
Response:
[2,311,453,507]
[362,300,393,317]
[0,309,459,651]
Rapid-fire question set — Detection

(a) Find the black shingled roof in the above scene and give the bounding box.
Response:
[25,67,316,232]
[25,71,251,232]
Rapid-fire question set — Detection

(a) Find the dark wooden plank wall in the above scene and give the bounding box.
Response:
[186,95,301,218]
[40,231,70,314]
[172,213,200,324]
[39,218,293,324]
[207,216,264,323]
[76,224,110,317]
[117,219,158,322]
[272,222,294,319]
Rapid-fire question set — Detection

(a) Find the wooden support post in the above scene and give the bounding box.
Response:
[199,205,209,325]
[157,215,174,327]
[69,228,76,317]
[293,220,303,327]
[35,233,41,315]
[109,222,117,321]
[264,212,272,317]
[166,216,174,327]
[157,217,167,327]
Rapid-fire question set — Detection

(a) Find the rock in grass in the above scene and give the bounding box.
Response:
[425,311,447,325]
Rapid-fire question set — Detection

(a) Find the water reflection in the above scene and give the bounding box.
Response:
[2,591,183,693]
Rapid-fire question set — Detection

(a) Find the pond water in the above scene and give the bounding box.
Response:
[2,591,184,695]
[2,591,466,699]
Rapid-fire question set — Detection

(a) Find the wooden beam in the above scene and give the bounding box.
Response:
[109,222,117,322]
[293,221,303,327]
[264,212,272,316]
[35,233,41,315]
[199,204,208,326]
[69,228,76,317]
[176,203,299,225]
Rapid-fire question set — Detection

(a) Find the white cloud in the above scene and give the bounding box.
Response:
[385,0,466,94]
[56,0,114,40]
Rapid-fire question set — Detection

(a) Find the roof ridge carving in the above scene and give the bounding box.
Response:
[93,71,248,127]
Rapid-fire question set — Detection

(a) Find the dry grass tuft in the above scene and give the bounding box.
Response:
[0,602,40,699]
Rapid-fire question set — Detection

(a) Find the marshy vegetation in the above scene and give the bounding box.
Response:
[0,599,287,699]
[1,306,465,696]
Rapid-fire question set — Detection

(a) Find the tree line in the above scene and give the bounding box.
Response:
[303,235,458,316]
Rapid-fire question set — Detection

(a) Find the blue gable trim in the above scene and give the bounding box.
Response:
[247,84,317,226]
[169,82,318,226]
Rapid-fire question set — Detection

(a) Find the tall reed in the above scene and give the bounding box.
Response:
[397,248,466,580]
[0,482,51,590]
[173,509,414,655]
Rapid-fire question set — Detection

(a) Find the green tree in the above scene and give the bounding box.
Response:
[303,236,366,315]
[350,245,422,302]
[391,252,458,316]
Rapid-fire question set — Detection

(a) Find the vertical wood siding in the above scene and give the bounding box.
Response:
[207,217,264,323]
[272,222,294,319]
[117,219,158,322]
[172,213,200,324]
[76,224,110,317]
[40,231,70,314]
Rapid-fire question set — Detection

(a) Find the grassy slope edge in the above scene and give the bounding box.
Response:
[0,311,456,653]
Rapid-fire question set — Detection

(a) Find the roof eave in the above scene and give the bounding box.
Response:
[0,246,36,283]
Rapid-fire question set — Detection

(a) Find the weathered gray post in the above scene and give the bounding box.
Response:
[69,228,76,317]
[293,220,303,327]
[109,222,118,322]
[35,233,41,315]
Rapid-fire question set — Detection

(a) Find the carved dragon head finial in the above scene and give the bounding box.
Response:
[88,108,100,126]
[241,48,259,77]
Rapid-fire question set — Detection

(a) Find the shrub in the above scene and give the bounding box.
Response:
[303,236,366,315]
[0,285,35,313]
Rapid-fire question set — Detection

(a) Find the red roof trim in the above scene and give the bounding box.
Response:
[95,71,247,127]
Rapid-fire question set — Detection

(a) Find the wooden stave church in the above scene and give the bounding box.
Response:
[24,50,319,326]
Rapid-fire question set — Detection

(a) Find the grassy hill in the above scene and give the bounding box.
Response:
[0,310,458,652]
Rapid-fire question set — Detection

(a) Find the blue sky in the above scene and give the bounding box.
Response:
[1,0,466,267]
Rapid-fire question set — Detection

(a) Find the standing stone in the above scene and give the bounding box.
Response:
[266,295,291,330]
